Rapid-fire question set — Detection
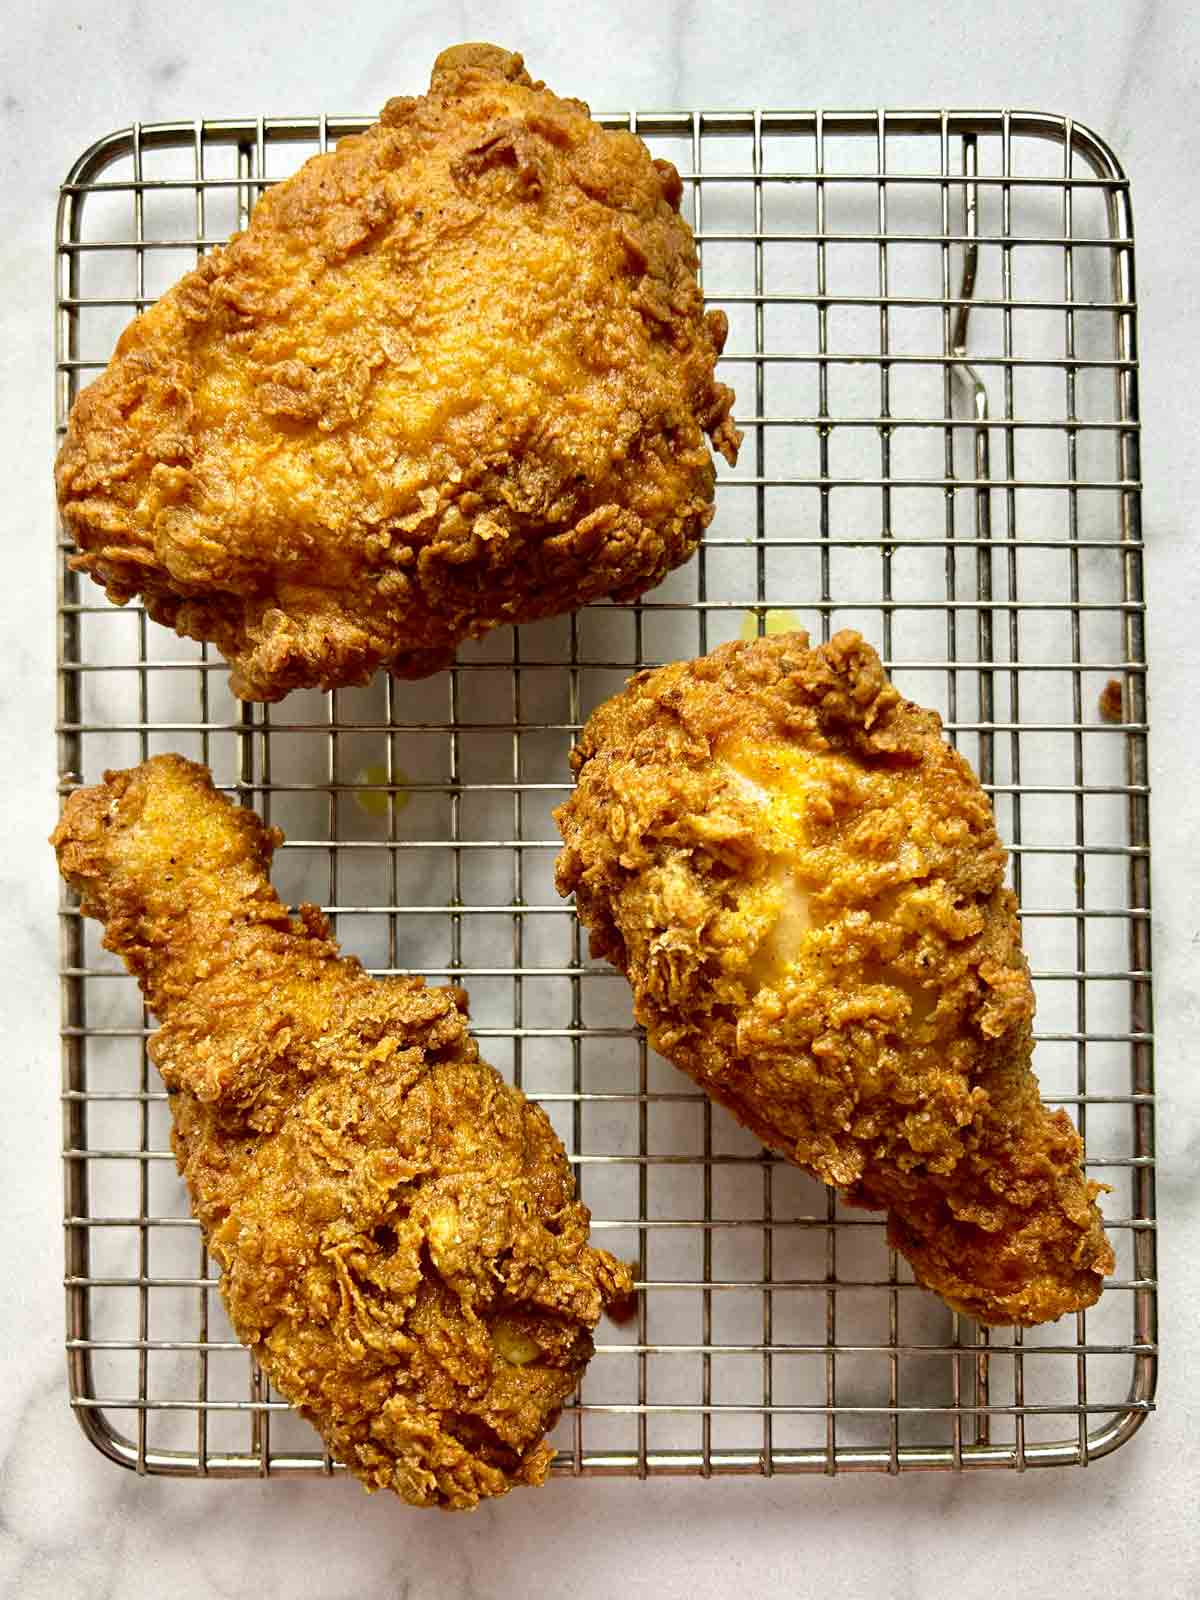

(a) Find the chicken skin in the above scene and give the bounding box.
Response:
[555,631,1113,1326]
[52,755,631,1508]
[55,43,739,702]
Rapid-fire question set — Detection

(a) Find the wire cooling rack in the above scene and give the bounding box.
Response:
[55,104,1156,1481]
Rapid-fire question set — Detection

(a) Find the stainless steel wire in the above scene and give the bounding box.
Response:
[55,105,1156,1480]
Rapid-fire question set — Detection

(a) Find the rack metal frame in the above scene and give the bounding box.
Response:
[55,104,1155,1481]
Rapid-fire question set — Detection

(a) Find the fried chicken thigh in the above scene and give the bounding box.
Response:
[555,632,1113,1326]
[55,44,739,702]
[52,755,631,1508]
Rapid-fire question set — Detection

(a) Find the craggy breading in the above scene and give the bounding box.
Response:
[52,755,632,1509]
[55,43,739,702]
[555,631,1114,1326]
[1098,677,1125,723]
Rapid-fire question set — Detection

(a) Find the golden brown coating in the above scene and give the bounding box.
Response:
[52,755,631,1509]
[55,44,739,702]
[555,631,1114,1326]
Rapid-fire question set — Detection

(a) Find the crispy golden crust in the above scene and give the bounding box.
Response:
[55,44,739,702]
[555,631,1114,1326]
[52,755,631,1508]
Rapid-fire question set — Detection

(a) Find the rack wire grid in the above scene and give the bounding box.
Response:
[55,103,1156,1482]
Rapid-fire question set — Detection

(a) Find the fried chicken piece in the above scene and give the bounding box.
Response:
[55,44,739,702]
[52,755,631,1508]
[555,631,1114,1326]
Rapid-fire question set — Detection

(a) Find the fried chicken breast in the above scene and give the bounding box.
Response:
[555,631,1114,1326]
[52,755,631,1508]
[55,44,739,702]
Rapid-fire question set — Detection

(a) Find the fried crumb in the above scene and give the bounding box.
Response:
[1099,678,1125,723]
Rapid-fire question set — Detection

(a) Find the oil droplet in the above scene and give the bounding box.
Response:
[740,608,802,642]
[354,762,410,818]
[493,1319,542,1366]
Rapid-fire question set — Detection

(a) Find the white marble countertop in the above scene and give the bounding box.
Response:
[2,2,1198,1595]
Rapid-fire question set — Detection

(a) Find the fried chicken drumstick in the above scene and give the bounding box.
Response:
[55,44,739,702]
[52,755,631,1508]
[555,632,1113,1326]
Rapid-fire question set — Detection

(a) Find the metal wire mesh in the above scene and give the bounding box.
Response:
[55,105,1156,1480]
